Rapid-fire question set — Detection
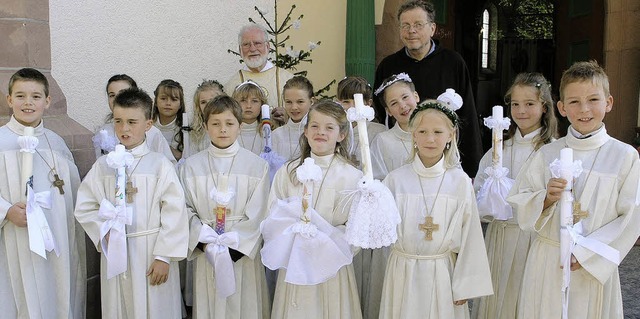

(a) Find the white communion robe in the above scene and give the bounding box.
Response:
[271,118,306,162]
[94,122,177,165]
[507,126,640,319]
[154,117,181,153]
[356,122,406,319]
[268,153,363,319]
[239,121,266,156]
[0,116,86,319]
[471,128,541,319]
[380,156,493,319]
[179,141,271,319]
[370,123,413,180]
[75,142,188,319]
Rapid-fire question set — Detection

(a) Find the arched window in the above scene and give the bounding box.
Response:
[481,9,490,69]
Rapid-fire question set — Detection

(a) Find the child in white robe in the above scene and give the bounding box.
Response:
[75,87,188,318]
[266,100,363,319]
[153,79,186,161]
[271,76,315,161]
[336,76,387,319]
[472,73,558,319]
[184,79,225,158]
[93,74,176,164]
[233,80,267,155]
[381,100,493,319]
[370,73,419,180]
[507,61,640,318]
[180,95,271,318]
[1,68,86,319]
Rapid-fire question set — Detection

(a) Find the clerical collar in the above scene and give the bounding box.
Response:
[512,127,542,145]
[391,122,412,141]
[565,125,610,151]
[412,153,445,177]
[7,115,45,136]
[127,141,151,158]
[405,39,436,61]
[243,60,274,73]
[310,152,335,167]
[569,125,604,139]
[208,140,240,157]
[241,121,259,131]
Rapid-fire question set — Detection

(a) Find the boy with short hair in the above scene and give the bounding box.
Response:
[75,87,188,318]
[507,60,640,318]
[0,68,86,318]
[179,95,270,318]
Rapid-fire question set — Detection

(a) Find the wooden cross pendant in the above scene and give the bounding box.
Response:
[419,216,439,241]
[572,201,589,224]
[52,174,65,194]
[125,181,138,204]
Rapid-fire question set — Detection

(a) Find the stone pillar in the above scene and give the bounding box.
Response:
[346,0,376,84]
[1,1,99,317]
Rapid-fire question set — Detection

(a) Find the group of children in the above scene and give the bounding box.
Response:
[1,59,638,319]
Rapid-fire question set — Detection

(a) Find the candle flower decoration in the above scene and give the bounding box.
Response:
[344,94,401,249]
[477,104,515,221]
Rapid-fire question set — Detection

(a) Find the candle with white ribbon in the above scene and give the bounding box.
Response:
[353,94,374,183]
[491,105,504,167]
[261,104,272,149]
[182,113,191,158]
[19,127,36,202]
[296,158,322,222]
[559,147,574,319]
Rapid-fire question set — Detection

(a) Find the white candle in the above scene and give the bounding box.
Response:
[20,127,35,202]
[113,145,127,206]
[261,104,270,120]
[354,94,374,183]
[559,148,574,226]
[491,105,504,168]
[218,173,228,194]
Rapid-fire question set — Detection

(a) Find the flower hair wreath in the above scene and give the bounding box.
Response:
[410,100,460,127]
[374,73,412,96]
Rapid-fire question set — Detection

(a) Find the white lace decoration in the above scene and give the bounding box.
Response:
[346,104,375,123]
[436,88,463,111]
[344,179,400,248]
[93,129,118,154]
[284,217,319,239]
[209,186,236,207]
[18,135,39,153]
[550,158,583,179]
[477,166,515,221]
[296,158,322,183]
[374,72,412,96]
[106,146,134,169]
[483,116,512,131]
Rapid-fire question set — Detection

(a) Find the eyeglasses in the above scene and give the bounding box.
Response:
[241,41,266,49]
[400,21,431,32]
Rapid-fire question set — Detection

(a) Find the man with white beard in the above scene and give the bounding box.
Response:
[225,24,293,125]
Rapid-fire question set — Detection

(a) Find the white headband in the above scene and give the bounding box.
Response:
[374,73,412,96]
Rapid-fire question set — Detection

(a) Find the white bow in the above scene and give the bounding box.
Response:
[98,199,132,279]
[346,104,375,123]
[106,146,134,169]
[18,135,39,153]
[198,224,240,298]
[210,186,236,207]
[550,158,583,179]
[566,222,621,266]
[26,186,57,259]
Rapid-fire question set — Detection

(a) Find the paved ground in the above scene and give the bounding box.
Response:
[620,245,639,318]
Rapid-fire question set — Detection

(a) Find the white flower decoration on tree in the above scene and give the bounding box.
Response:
[308,41,318,51]
[292,19,301,29]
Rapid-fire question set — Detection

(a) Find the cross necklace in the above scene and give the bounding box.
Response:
[34,132,65,195]
[569,145,602,224]
[124,155,146,203]
[417,169,447,241]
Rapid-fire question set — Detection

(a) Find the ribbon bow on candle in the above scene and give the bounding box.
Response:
[93,129,118,154]
[98,199,133,278]
[26,186,57,259]
[483,116,511,131]
[106,146,134,169]
[209,186,236,207]
[198,224,240,298]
